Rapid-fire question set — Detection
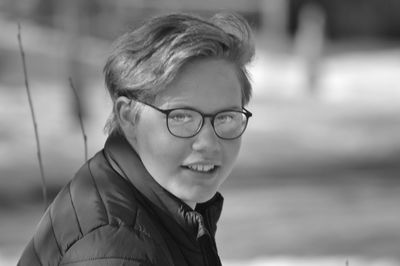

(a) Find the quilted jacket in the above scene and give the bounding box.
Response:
[18,133,224,265]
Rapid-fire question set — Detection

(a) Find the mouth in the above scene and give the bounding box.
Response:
[182,164,219,174]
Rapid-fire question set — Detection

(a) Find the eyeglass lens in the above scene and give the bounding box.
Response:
[167,109,248,139]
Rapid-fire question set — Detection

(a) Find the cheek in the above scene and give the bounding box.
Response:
[136,119,187,170]
[222,139,242,168]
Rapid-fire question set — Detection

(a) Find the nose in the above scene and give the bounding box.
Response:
[191,118,220,153]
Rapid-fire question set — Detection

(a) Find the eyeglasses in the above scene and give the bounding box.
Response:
[131,98,252,140]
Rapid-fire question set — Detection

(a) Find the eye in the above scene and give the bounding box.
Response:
[168,110,194,123]
[215,112,235,123]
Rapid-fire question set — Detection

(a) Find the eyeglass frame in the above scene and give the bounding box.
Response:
[129,98,252,140]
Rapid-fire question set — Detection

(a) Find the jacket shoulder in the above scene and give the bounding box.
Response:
[19,151,172,265]
[67,151,141,232]
[60,221,168,265]
[61,153,173,264]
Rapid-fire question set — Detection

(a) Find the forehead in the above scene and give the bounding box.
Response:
[156,58,242,111]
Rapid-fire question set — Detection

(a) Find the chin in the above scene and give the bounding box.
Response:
[179,187,218,205]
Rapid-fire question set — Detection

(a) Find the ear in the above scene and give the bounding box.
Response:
[115,96,136,139]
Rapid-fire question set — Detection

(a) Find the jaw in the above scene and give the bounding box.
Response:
[168,167,225,202]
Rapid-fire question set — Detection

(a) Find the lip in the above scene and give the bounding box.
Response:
[184,162,221,167]
[181,166,220,178]
[183,159,221,167]
[181,161,221,175]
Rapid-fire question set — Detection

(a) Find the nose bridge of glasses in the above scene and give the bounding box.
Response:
[202,113,221,133]
[202,113,214,122]
[194,113,216,136]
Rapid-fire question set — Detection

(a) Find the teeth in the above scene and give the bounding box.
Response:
[187,164,215,172]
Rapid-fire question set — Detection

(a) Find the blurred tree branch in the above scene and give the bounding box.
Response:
[69,78,88,162]
[17,23,48,211]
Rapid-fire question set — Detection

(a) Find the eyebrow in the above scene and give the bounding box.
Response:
[165,104,243,113]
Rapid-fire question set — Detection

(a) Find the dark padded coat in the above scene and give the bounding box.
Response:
[18,134,224,266]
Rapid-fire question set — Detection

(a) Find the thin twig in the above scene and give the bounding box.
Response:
[17,23,48,211]
[69,78,88,162]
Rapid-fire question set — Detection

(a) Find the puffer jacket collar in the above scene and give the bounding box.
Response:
[104,133,224,251]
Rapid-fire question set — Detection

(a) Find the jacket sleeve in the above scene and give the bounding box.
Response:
[17,238,42,266]
[59,224,159,266]
[58,258,153,266]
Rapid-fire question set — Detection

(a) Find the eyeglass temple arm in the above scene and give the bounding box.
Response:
[242,107,252,117]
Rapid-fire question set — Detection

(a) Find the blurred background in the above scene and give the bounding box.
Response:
[1,0,400,265]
